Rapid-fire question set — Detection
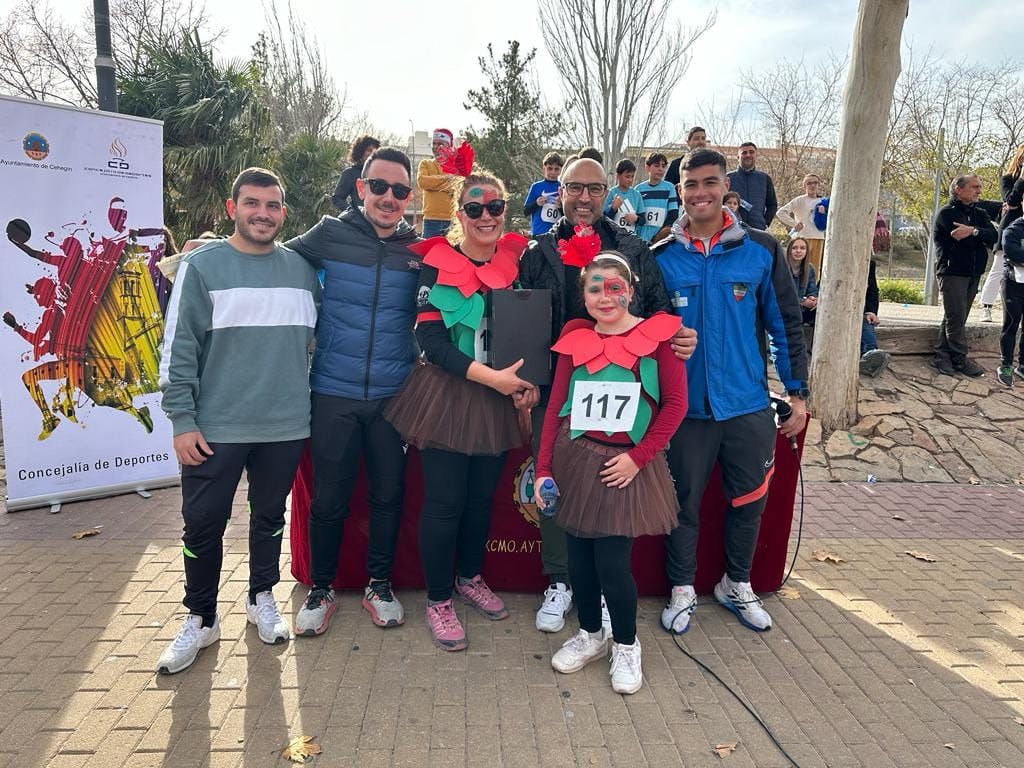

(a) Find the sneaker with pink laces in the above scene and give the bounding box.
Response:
[454,575,509,620]
[426,599,467,651]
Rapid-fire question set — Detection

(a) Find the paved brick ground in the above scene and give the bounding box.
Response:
[1,482,1023,767]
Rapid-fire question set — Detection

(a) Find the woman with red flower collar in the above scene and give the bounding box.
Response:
[535,253,687,695]
[386,171,537,652]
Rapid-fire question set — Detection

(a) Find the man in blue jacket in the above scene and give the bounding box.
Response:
[286,147,421,635]
[654,149,807,635]
[727,142,778,230]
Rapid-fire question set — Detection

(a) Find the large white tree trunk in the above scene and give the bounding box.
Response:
[810,0,909,431]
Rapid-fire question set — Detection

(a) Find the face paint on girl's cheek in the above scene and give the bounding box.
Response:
[618,295,628,308]
[602,277,630,300]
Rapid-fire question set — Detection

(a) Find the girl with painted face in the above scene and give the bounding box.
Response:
[386,172,537,652]
[533,252,687,695]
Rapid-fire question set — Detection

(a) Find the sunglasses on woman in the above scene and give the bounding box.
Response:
[461,199,507,219]
[363,178,413,200]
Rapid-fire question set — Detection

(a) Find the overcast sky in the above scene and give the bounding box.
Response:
[4,0,1014,144]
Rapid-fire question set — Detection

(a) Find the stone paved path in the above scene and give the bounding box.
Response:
[1,481,1023,767]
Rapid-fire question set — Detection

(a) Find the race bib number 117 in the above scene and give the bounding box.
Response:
[569,381,641,433]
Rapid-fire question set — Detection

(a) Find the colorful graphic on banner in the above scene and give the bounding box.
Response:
[0,96,177,510]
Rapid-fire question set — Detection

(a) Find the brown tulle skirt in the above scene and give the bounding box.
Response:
[385,362,526,456]
[551,423,679,538]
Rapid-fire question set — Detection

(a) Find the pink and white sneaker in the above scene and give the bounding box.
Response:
[455,575,509,620]
[426,599,467,651]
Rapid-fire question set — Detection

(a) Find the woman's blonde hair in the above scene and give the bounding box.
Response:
[447,170,506,244]
[1008,145,1024,180]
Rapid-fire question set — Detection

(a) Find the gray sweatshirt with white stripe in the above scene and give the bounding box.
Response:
[159,240,319,443]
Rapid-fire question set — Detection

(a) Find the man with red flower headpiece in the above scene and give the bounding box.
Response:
[519,157,697,633]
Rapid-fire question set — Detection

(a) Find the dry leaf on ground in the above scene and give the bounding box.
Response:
[71,526,103,540]
[812,549,844,564]
[943,743,955,749]
[905,550,937,563]
[713,741,739,758]
[281,735,321,763]
[1014,716,1024,726]
[778,586,801,600]
[968,476,981,485]
[892,514,906,521]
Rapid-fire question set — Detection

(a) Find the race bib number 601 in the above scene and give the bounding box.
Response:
[570,381,641,433]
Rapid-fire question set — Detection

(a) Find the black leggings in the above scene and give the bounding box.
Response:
[1001,280,1024,366]
[419,448,506,602]
[566,533,636,645]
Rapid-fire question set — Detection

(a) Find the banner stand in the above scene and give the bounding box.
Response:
[9,476,180,514]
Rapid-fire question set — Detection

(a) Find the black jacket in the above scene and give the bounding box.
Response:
[331,162,364,212]
[1001,172,1024,231]
[864,259,879,315]
[726,167,778,229]
[933,198,998,277]
[519,217,672,347]
[1003,217,1024,281]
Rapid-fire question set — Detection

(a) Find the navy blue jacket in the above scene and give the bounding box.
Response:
[286,208,421,400]
[727,167,778,230]
[655,211,807,420]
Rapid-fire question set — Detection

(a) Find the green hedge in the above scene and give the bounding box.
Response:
[878,278,924,305]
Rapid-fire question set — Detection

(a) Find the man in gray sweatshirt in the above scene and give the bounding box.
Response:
[156,168,320,674]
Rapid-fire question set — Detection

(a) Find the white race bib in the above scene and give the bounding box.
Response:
[644,207,665,228]
[570,381,642,433]
[614,199,636,231]
[541,201,559,222]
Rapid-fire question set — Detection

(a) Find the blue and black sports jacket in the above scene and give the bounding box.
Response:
[286,208,421,400]
[654,211,808,420]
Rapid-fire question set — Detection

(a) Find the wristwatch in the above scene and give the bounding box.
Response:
[972,227,979,237]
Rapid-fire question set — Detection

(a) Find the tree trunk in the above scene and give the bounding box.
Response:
[809,0,909,431]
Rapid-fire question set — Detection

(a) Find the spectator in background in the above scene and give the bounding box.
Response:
[979,147,1024,321]
[418,129,458,238]
[859,257,891,377]
[604,159,646,233]
[578,146,604,165]
[930,174,999,377]
[524,152,564,237]
[727,142,778,230]
[776,174,826,276]
[666,126,708,187]
[723,191,742,216]
[636,152,679,243]
[786,237,818,352]
[331,135,380,212]
[997,216,1024,386]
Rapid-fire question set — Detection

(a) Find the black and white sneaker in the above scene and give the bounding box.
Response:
[714,575,772,632]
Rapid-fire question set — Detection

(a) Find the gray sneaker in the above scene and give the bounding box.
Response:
[997,365,1014,387]
[859,349,891,378]
[362,580,404,627]
[295,587,337,637]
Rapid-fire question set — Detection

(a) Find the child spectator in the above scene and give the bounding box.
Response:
[723,191,742,216]
[604,159,646,233]
[635,152,679,243]
[524,152,564,236]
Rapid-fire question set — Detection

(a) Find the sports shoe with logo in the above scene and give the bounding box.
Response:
[362,580,404,627]
[294,587,337,637]
[660,585,696,634]
[982,305,993,322]
[536,583,573,632]
[714,575,772,631]
[426,599,467,651]
[246,591,290,644]
[455,574,509,620]
[551,627,608,673]
[157,614,220,675]
[997,365,1014,387]
[609,639,643,694]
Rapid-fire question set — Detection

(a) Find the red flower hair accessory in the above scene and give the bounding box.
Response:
[556,222,602,268]
[438,142,475,177]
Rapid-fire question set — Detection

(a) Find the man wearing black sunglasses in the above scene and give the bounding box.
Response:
[286,147,422,636]
[519,157,698,634]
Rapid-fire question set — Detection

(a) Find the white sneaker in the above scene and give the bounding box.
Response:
[551,627,608,673]
[610,640,643,694]
[660,585,696,634]
[600,594,612,634]
[157,614,220,674]
[246,591,290,644]
[536,583,573,632]
[714,575,772,631]
[982,305,993,322]
[362,580,405,627]
[295,587,337,637]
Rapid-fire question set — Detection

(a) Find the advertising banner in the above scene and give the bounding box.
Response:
[0,96,178,510]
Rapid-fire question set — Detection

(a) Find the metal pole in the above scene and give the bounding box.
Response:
[923,126,945,305]
[93,0,117,112]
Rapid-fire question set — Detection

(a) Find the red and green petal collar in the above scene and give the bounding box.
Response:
[409,233,526,297]
[551,312,681,374]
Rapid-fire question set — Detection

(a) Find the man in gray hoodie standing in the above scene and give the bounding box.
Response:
[157,168,320,674]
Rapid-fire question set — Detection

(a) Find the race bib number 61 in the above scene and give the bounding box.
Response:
[570,381,641,433]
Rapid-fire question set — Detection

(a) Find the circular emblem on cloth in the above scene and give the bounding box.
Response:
[512,455,540,529]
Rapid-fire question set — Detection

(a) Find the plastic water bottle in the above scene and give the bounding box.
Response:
[539,478,559,517]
